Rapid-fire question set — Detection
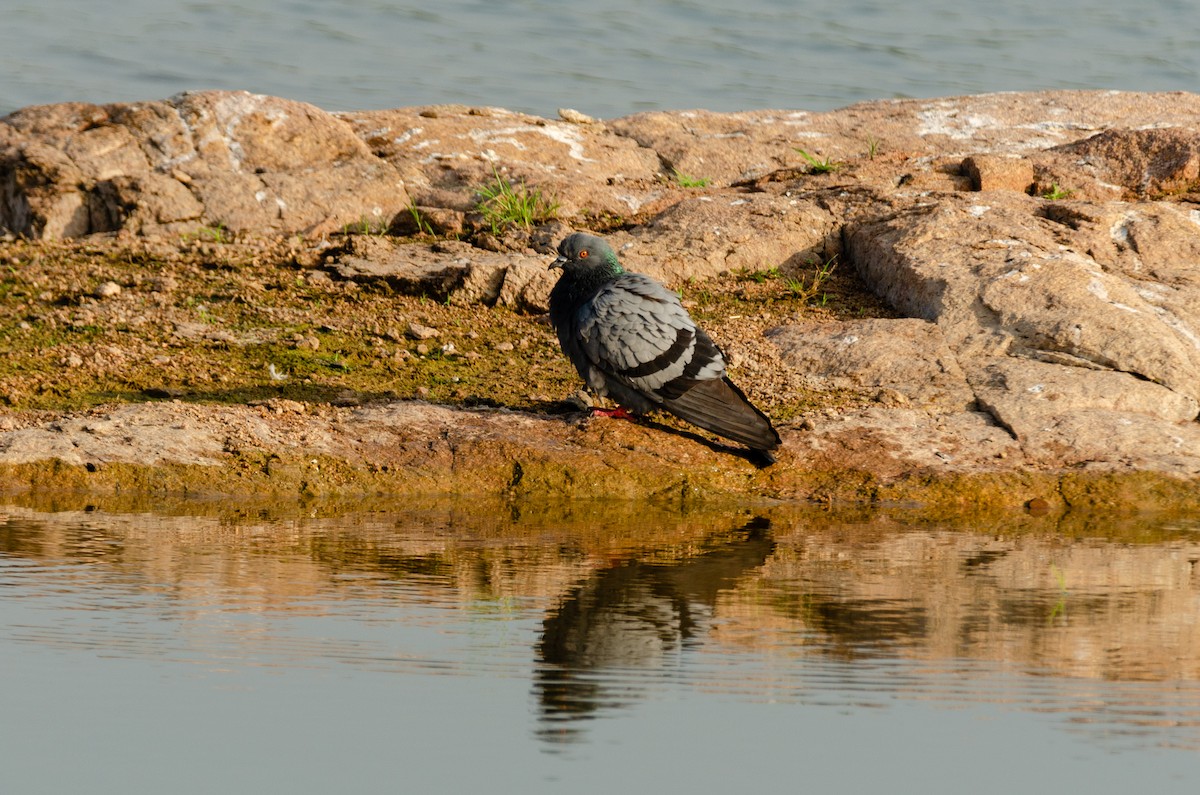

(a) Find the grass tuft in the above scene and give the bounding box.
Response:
[794,148,842,174]
[865,135,881,160]
[734,266,783,284]
[673,169,711,188]
[407,203,434,236]
[1041,182,1074,201]
[785,255,838,304]
[475,167,559,235]
[182,223,230,244]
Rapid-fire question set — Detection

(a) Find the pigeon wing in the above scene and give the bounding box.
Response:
[579,274,780,455]
[578,274,720,397]
[660,375,782,456]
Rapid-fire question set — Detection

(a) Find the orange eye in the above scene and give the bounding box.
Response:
[579,250,589,259]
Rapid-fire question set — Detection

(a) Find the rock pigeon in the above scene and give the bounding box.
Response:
[548,232,781,462]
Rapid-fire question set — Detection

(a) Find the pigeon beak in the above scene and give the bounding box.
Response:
[549,254,567,270]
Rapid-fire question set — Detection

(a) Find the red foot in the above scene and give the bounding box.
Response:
[591,406,636,420]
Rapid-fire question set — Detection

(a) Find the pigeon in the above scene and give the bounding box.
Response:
[548,232,781,463]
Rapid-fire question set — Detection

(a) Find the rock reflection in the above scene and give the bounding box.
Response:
[3,499,1200,751]
[534,517,775,742]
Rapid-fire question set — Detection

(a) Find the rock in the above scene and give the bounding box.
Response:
[496,260,557,313]
[974,356,1197,424]
[767,318,974,411]
[961,154,1034,193]
[607,192,838,284]
[557,108,597,125]
[1044,128,1200,199]
[406,322,439,341]
[323,236,470,299]
[841,184,1200,474]
[8,89,1200,242]
[335,104,665,220]
[783,406,1023,477]
[320,235,551,307]
[846,191,1200,403]
[390,205,465,237]
[0,402,226,466]
[970,357,1200,467]
[95,281,122,298]
[0,90,410,238]
[5,90,1200,490]
[608,92,1200,190]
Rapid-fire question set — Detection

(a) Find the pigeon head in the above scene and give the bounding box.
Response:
[550,233,624,277]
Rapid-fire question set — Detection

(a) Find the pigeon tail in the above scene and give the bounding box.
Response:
[660,377,781,455]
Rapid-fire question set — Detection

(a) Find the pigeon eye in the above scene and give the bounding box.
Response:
[578,250,589,259]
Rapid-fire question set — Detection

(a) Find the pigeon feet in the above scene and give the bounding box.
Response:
[591,406,636,420]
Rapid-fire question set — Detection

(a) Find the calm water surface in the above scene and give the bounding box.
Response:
[1,1,1197,117]
[5,4,1200,789]
[3,499,1200,793]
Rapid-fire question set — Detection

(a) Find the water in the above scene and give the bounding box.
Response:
[3,500,1200,793]
[1,1,1197,118]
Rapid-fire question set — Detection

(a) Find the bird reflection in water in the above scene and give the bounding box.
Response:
[534,516,775,743]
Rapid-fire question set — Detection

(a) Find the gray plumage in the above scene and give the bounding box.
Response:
[548,232,781,461]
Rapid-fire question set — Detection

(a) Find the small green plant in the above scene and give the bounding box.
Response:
[786,255,838,303]
[865,135,881,161]
[475,167,559,235]
[318,354,351,372]
[183,223,230,244]
[673,169,711,188]
[407,203,434,236]
[1041,182,1074,200]
[734,266,783,284]
[203,223,229,243]
[794,148,842,174]
[342,215,388,236]
[185,296,218,324]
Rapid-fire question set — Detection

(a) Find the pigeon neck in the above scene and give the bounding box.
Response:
[571,260,622,292]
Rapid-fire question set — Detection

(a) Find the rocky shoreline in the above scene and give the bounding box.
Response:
[2,89,1199,510]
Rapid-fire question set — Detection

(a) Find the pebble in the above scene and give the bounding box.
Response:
[495,341,514,352]
[96,281,122,299]
[1026,497,1051,515]
[558,108,597,124]
[407,322,440,341]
